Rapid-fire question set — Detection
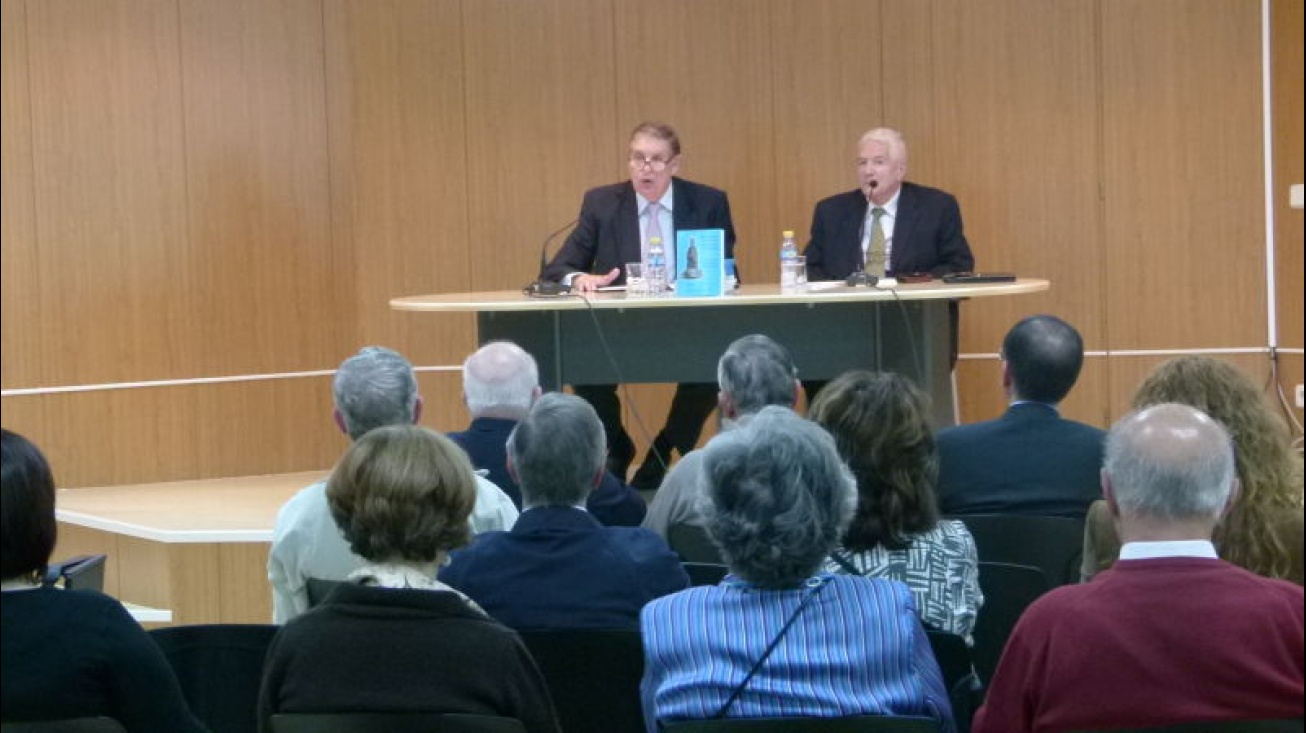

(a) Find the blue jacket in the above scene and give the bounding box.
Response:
[441,506,688,630]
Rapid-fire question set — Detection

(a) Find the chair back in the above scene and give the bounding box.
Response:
[305,577,342,608]
[269,712,526,733]
[971,561,1049,686]
[924,631,982,733]
[0,719,126,733]
[667,522,723,564]
[43,554,108,592]
[659,715,942,732]
[951,514,1085,587]
[1069,720,1305,733]
[517,628,644,733]
[149,623,279,733]
[682,562,729,587]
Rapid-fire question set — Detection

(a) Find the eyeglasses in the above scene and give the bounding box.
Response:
[629,153,675,171]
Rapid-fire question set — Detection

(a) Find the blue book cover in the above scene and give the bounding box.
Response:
[674,229,725,297]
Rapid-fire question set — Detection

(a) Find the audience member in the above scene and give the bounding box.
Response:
[974,404,1304,732]
[811,371,982,644]
[640,407,955,733]
[1,429,205,732]
[642,334,800,540]
[448,340,647,526]
[441,393,687,630]
[268,346,518,623]
[936,315,1105,518]
[258,425,559,732]
[542,121,736,489]
[1082,355,1305,584]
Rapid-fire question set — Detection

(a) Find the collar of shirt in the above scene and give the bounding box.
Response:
[1118,540,1218,561]
[637,187,674,216]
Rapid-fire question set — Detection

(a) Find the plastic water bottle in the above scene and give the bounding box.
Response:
[646,236,668,296]
[779,230,799,292]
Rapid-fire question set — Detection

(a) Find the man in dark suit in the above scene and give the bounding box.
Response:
[936,315,1106,519]
[804,127,973,281]
[440,392,688,631]
[447,340,647,527]
[541,121,736,491]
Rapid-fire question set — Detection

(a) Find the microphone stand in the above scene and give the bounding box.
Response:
[524,219,579,297]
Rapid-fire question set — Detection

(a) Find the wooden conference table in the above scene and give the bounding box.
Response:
[392,279,1048,429]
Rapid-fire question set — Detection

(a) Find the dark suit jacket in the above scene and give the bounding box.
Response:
[439,506,689,630]
[542,177,736,284]
[803,181,974,280]
[935,402,1106,519]
[448,418,647,527]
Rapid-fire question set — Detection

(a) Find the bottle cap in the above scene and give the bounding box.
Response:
[650,236,662,244]
[783,230,794,238]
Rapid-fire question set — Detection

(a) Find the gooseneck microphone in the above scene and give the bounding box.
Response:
[846,180,880,287]
[524,218,579,298]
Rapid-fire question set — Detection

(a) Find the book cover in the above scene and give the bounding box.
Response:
[674,229,725,297]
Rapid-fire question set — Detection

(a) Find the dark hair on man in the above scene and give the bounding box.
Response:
[630,121,681,157]
[809,371,940,551]
[327,425,476,563]
[717,334,798,414]
[1,429,58,581]
[1002,315,1084,404]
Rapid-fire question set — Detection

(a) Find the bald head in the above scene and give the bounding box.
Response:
[462,341,539,420]
[1105,403,1236,524]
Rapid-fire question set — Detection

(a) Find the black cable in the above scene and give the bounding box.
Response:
[570,291,667,475]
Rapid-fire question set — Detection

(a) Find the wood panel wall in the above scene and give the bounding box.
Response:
[2,0,1301,488]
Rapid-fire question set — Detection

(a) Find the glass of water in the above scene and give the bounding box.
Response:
[625,262,648,297]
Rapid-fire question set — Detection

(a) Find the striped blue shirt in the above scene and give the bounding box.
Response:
[640,573,955,732]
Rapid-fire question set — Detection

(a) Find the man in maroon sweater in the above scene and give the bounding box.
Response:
[974,403,1304,733]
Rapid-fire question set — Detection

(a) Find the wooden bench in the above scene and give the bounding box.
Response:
[55,471,326,626]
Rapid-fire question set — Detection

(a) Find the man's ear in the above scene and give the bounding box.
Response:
[1220,478,1241,520]
[718,391,735,419]
[1101,469,1120,519]
[332,409,349,437]
[506,455,519,484]
[412,395,424,424]
[1001,360,1014,393]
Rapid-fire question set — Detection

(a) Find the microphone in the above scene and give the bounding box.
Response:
[524,219,579,297]
[847,181,880,286]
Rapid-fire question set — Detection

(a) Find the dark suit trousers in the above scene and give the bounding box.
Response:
[574,382,718,473]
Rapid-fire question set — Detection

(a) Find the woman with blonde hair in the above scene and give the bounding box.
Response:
[1082,356,1304,584]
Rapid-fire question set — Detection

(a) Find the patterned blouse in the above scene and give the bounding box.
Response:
[823,519,982,644]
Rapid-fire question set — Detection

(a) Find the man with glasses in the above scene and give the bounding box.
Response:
[542,121,736,490]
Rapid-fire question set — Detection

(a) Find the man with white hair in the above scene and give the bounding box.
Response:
[447,340,646,526]
[974,404,1304,732]
[268,346,519,624]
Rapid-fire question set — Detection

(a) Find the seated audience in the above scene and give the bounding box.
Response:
[258,425,559,732]
[441,393,687,630]
[936,315,1105,518]
[643,334,800,539]
[1,429,205,732]
[974,404,1304,732]
[268,346,518,623]
[1082,355,1305,584]
[811,371,982,644]
[640,407,955,733]
[448,340,646,526]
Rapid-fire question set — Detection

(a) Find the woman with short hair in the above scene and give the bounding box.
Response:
[258,425,559,733]
[639,407,954,732]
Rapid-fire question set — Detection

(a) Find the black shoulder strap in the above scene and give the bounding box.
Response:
[714,579,828,718]
[828,550,864,576]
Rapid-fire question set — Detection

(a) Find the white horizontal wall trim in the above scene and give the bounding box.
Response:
[0,365,460,398]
